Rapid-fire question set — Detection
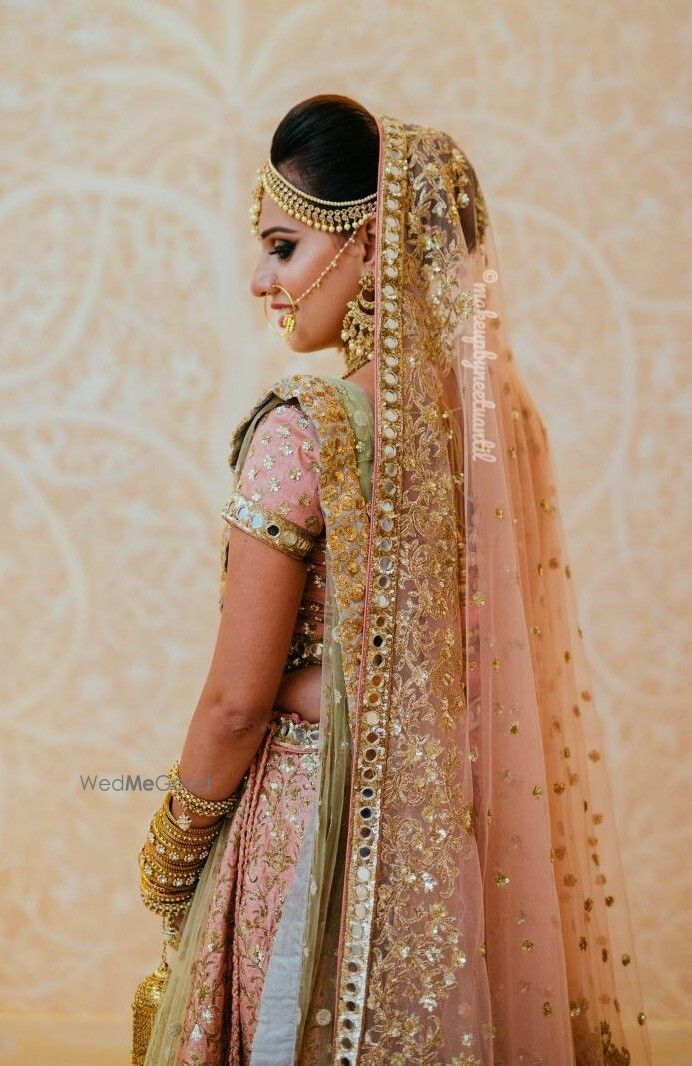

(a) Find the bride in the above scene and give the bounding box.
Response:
[133,94,652,1065]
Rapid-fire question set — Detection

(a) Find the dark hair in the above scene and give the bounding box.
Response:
[270,95,379,216]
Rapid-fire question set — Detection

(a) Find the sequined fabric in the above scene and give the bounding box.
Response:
[286,533,325,671]
[174,711,320,1065]
[225,398,324,552]
[219,398,327,673]
[322,115,652,1064]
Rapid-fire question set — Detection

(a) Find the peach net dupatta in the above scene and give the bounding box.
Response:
[288,115,651,1064]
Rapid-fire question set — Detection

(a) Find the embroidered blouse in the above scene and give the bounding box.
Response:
[220,398,326,673]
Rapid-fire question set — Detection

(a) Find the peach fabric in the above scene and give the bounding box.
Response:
[236,399,325,540]
[175,711,319,1064]
[234,398,327,666]
[323,117,654,1063]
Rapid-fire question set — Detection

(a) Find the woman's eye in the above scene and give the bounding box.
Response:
[269,240,295,261]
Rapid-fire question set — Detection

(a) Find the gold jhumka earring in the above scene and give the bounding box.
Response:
[251,159,377,376]
[339,270,375,378]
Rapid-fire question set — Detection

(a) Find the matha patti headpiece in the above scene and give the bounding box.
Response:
[249,158,377,235]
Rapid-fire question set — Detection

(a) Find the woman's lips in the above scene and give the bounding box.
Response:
[271,303,292,329]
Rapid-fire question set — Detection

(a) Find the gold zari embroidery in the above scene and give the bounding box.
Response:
[220,374,370,697]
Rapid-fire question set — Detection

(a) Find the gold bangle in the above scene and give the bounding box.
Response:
[138,774,243,919]
[141,841,211,870]
[158,795,222,842]
[139,853,200,890]
[138,808,220,879]
[139,871,197,901]
[138,882,193,918]
[166,760,242,825]
[159,792,228,839]
[137,797,224,916]
[150,789,221,836]
[140,873,197,896]
[139,842,210,876]
[138,867,199,904]
[143,835,212,864]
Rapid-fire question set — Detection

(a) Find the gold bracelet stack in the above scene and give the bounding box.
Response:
[138,791,227,919]
[138,760,244,919]
[133,765,244,1064]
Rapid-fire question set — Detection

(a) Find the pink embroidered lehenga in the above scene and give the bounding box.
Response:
[141,113,652,1065]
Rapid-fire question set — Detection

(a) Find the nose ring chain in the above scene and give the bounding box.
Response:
[263,219,373,338]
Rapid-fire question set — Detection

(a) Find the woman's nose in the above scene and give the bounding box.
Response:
[249,263,276,299]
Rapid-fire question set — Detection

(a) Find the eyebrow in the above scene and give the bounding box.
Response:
[259,225,299,239]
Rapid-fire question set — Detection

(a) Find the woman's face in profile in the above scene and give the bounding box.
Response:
[250,190,374,353]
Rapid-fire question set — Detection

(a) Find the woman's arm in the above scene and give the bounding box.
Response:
[169,522,309,829]
[169,396,326,829]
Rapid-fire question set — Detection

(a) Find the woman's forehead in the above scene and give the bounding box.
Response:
[258,195,302,236]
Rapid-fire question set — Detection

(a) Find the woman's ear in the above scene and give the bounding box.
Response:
[361,218,378,270]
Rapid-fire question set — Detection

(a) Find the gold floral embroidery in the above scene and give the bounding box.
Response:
[270,374,371,715]
[571,1013,633,1065]
[220,377,370,693]
[333,114,486,1063]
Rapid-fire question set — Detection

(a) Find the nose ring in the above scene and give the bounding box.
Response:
[264,284,297,337]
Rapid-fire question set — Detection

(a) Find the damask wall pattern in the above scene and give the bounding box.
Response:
[1,0,689,1061]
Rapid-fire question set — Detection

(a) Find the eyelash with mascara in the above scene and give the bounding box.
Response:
[269,241,295,261]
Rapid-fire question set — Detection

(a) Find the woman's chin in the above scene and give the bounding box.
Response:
[283,330,331,355]
[286,333,310,353]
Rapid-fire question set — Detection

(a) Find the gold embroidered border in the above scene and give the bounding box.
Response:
[269,374,371,716]
[221,488,317,560]
[222,374,370,703]
[331,114,407,1063]
[227,390,284,465]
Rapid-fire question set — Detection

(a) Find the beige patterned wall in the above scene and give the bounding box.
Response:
[1,1,689,1062]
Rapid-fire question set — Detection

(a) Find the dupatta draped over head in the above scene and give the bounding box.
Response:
[146,113,652,1065]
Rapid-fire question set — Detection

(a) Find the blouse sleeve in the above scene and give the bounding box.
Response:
[221,399,324,561]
